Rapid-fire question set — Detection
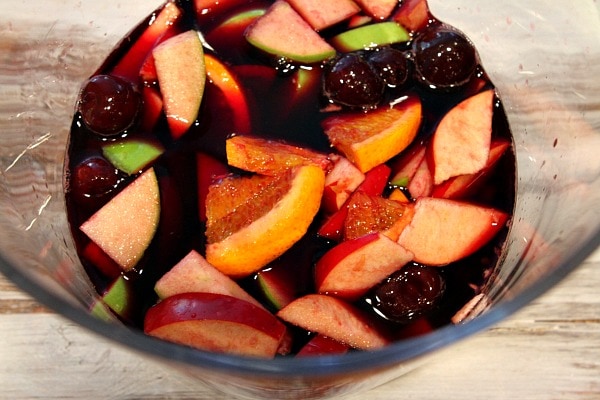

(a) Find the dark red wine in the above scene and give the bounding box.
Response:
[65,0,516,355]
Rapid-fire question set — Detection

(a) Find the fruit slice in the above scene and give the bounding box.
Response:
[331,21,410,52]
[153,30,206,139]
[315,232,413,301]
[226,135,331,175]
[407,155,433,199]
[139,86,164,132]
[102,138,164,175]
[94,276,136,321]
[245,0,336,63]
[111,2,181,82]
[397,197,508,266]
[277,294,390,350]
[318,163,391,240]
[392,0,431,32]
[287,0,360,31]
[389,143,426,187]
[80,168,160,271]
[204,54,252,134]
[81,241,121,279]
[432,138,511,199]
[322,155,365,213]
[297,334,349,357]
[154,250,264,309]
[343,191,410,241]
[205,165,325,278]
[322,96,422,173]
[196,152,230,222]
[144,292,286,358]
[431,90,494,185]
[353,0,399,20]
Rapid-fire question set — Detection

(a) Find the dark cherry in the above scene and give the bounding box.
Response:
[367,47,410,88]
[412,25,477,90]
[70,156,121,204]
[367,263,446,323]
[322,53,385,109]
[78,74,142,136]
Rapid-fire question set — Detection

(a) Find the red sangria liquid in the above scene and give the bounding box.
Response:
[65,0,515,357]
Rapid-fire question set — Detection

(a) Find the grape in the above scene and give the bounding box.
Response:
[70,156,121,205]
[322,53,385,109]
[412,25,477,90]
[367,47,410,88]
[366,263,446,323]
[78,74,142,136]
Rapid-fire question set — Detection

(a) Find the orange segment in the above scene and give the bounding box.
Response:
[205,165,325,278]
[322,96,422,173]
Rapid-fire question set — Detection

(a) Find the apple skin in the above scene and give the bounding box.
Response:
[431,90,494,185]
[297,334,349,357]
[331,21,410,52]
[245,0,336,64]
[315,232,413,302]
[397,197,508,266]
[277,294,390,350]
[154,250,264,309]
[80,168,160,272]
[144,292,286,358]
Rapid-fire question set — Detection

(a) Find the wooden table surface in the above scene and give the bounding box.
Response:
[0,246,598,399]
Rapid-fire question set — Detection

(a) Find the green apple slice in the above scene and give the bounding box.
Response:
[245,0,336,63]
[331,21,410,52]
[153,30,206,139]
[102,138,164,175]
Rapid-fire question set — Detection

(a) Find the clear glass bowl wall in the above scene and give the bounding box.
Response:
[1,1,599,399]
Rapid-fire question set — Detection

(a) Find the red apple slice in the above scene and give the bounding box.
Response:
[431,89,494,185]
[353,0,398,20]
[80,168,160,272]
[225,135,331,175]
[407,155,433,199]
[389,143,426,188]
[245,0,336,63]
[144,292,286,358]
[153,30,206,139]
[322,96,422,173]
[297,334,349,357]
[315,232,413,301]
[277,294,390,350]
[397,197,508,266]
[287,0,360,31]
[432,139,511,199]
[111,2,181,82]
[392,0,431,32]
[154,250,264,309]
[322,154,366,213]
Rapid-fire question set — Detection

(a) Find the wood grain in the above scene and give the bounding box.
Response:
[0,249,598,399]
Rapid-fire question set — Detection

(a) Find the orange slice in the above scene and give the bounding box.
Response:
[205,165,325,278]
